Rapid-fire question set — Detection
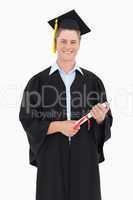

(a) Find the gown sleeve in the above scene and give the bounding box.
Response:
[19,75,51,167]
[93,76,113,163]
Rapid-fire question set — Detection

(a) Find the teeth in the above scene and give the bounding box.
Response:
[63,51,72,54]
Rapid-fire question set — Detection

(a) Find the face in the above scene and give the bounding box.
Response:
[56,29,80,62]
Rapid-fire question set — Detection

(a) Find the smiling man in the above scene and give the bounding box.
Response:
[19,10,113,200]
[56,29,80,65]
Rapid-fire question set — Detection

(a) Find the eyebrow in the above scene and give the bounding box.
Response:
[60,39,77,41]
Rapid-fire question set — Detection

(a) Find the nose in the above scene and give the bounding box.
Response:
[64,42,73,49]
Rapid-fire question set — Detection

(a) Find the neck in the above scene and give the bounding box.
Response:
[56,59,76,73]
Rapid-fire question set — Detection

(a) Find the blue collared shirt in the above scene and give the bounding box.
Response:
[49,62,83,142]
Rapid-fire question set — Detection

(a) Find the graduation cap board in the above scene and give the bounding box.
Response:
[48,9,91,53]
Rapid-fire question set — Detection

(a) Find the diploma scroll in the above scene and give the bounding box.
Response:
[74,102,107,129]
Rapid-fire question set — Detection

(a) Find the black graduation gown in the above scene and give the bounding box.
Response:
[19,66,113,200]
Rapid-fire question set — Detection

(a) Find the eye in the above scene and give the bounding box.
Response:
[61,40,67,44]
[71,41,77,44]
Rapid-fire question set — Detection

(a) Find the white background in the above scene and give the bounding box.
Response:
[0,0,133,199]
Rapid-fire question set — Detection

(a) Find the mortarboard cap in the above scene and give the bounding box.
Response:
[48,9,91,53]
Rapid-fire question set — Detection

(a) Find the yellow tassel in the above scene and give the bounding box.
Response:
[52,18,58,53]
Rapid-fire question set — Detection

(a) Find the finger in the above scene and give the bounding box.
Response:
[105,102,110,113]
[90,110,97,119]
[97,103,110,114]
[97,103,107,113]
[71,120,77,123]
[74,126,80,130]
[74,127,80,131]
[92,105,103,116]
[102,102,110,111]
[73,123,80,129]
[73,130,79,135]
[91,106,105,122]
[105,101,110,108]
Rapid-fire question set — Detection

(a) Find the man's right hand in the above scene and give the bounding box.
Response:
[47,120,80,137]
[59,120,80,137]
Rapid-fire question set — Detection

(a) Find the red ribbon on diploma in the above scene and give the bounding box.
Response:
[74,102,107,129]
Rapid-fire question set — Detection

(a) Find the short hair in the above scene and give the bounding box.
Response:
[55,28,81,41]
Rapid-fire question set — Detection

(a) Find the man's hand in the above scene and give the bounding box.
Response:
[59,120,80,137]
[47,120,80,137]
[90,102,110,124]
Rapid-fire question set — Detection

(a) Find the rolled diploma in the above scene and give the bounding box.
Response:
[74,102,107,128]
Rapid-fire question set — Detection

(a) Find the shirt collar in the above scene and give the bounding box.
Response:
[49,62,84,76]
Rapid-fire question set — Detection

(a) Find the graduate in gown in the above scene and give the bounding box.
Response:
[19,9,113,200]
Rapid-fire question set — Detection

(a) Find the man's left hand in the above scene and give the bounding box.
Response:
[90,102,110,124]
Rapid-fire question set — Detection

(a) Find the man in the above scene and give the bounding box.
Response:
[19,9,113,200]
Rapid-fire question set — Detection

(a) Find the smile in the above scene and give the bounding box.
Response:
[63,51,73,54]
